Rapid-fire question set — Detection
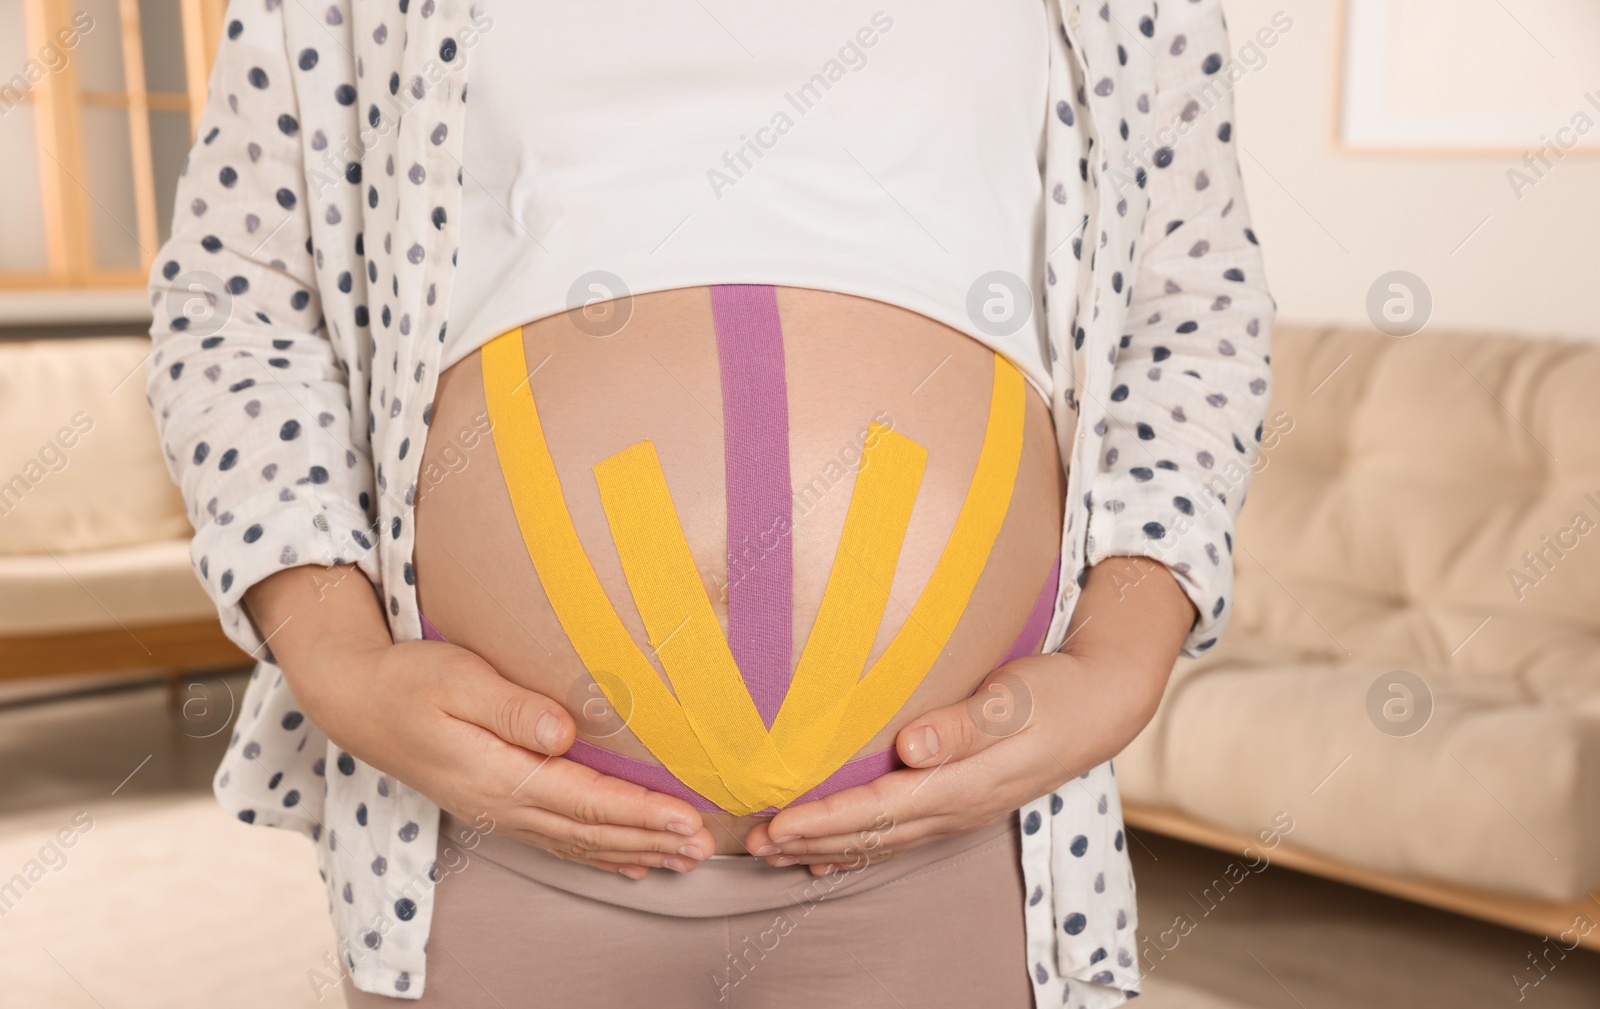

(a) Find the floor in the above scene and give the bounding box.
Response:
[3,671,1597,1008]
[1125,827,1600,1008]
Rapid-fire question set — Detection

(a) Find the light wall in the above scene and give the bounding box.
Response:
[1223,0,1600,341]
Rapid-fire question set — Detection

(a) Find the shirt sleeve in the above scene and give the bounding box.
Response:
[1081,0,1275,657]
[144,1,378,657]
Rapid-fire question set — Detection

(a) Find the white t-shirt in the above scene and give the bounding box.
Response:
[448,1,1054,399]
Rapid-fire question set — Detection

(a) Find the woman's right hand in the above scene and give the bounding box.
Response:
[245,564,715,879]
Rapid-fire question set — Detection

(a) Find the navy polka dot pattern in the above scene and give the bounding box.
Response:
[143,0,484,998]
[1022,2,1271,1006]
[142,1,1270,1005]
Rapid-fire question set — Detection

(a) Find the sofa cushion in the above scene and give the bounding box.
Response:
[0,337,191,556]
[1121,642,1600,901]
[1119,323,1600,901]
[0,539,216,637]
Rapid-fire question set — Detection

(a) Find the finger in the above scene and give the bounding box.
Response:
[510,805,715,861]
[778,820,975,871]
[443,657,577,757]
[771,845,899,869]
[508,831,704,869]
[760,808,954,862]
[505,828,703,873]
[763,772,923,851]
[741,820,775,855]
[519,756,708,839]
[762,817,945,861]
[802,843,926,876]
[539,845,652,879]
[776,845,907,870]
[458,828,651,878]
[896,666,1036,768]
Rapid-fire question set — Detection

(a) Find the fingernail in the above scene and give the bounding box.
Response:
[772,833,801,844]
[665,857,693,872]
[774,855,800,867]
[665,821,695,836]
[621,866,648,880]
[752,844,779,857]
[677,845,705,859]
[534,712,562,752]
[909,725,940,763]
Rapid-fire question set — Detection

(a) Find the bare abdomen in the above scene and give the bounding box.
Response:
[413,286,1064,841]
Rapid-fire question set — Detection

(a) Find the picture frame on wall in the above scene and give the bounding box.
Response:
[1334,0,1600,156]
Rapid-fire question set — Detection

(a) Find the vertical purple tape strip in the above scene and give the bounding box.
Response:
[710,285,794,729]
[994,552,1063,669]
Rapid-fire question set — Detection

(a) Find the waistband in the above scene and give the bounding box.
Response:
[441,809,1021,919]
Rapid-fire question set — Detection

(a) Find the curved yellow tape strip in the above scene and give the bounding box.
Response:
[484,324,1026,812]
[780,354,1027,782]
[766,423,926,757]
[480,328,744,811]
[596,421,929,809]
[593,440,796,809]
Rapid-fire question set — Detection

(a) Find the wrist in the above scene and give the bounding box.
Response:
[244,564,393,712]
[1063,556,1193,651]
[1054,555,1190,720]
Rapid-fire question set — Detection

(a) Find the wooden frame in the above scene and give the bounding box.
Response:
[1329,0,1600,158]
[1123,800,1600,951]
[0,620,248,682]
[178,0,224,136]
[0,0,228,291]
[118,0,160,264]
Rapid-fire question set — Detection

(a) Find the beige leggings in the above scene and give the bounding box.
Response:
[343,811,1033,1008]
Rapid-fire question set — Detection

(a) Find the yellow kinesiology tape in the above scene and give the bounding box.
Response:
[481,330,744,811]
[593,440,797,806]
[482,327,1026,812]
[761,423,927,774]
[771,355,1027,782]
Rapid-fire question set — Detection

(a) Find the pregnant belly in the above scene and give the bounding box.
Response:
[413,286,1065,849]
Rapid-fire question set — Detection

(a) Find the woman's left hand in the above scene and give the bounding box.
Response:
[741,555,1198,874]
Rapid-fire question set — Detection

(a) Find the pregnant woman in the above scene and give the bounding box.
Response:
[146,2,1272,1006]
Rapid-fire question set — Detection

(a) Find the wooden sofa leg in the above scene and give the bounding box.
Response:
[1122,800,1600,951]
[165,671,186,718]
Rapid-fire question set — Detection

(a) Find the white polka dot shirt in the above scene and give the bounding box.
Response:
[144,1,1273,1004]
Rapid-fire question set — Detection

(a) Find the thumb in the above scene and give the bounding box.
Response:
[449,655,577,757]
[897,668,1034,767]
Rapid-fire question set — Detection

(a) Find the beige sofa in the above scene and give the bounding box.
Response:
[1119,321,1600,946]
[8,326,1595,940]
[0,337,245,681]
